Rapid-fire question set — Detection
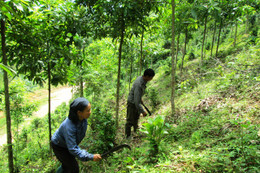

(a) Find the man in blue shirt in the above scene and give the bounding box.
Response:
[51,97,101,173]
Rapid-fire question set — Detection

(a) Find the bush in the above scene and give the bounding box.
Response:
[87,106,116,154]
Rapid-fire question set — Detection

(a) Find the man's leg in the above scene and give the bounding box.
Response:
[133,108,140,133]
[125,104,133,138]
[125,103,138,138]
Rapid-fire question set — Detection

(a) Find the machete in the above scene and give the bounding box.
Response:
[101,144,131,158]
[142,103,152,116]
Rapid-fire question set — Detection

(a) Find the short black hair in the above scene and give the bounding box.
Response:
[69,97,89,123]
[143,69,155,77]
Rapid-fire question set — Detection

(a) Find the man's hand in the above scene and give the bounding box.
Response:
[93,154,102,161]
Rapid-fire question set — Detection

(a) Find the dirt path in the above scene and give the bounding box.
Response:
[0,86,73,146]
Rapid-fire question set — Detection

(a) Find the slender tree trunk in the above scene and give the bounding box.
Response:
[48,62,52,154]
[181,26,187,74]
[211,20,217,57]
[171,0,176,120]
[175,32,180,66]
[1,18,14,173]
[140,30,144,75]
[233,21,237,47]
[201,14,208,67]
[216,18,223,58]
[116,19,125,128]
[129,57,133,92]
[80,59,84,97]
[245,15,249,34]
[80,77,83,97]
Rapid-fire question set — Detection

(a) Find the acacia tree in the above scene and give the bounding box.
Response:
[7,0,75,152]
[1,15,14,173]
[81,0,158,128]
[195,0,220,67]
[0,0,26,172]
[171,0,176,120]
[63,4,93,97]
[175,1,197,74]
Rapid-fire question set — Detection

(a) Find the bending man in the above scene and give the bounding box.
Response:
[125,69,155,139]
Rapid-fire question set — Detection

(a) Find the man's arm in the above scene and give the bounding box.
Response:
[133,86,145,114]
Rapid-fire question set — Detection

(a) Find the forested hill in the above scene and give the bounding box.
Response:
[0,0,259,172]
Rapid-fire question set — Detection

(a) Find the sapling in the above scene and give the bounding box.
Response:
[140,115,169,158]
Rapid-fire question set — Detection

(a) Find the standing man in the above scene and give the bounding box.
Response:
[125,68,155,139]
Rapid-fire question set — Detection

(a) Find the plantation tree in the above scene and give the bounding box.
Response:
[215,0,232,58]
[171,0,176,120]
[83,38,117,105]
[8,0,74,152]
[195,0,220,67]
[63,5,93,97]
[124,38,140,92]
[0,0,26,172]
[198,1,209,67]
[1,14,14,173]
[82,0,159,127]
[174,8,184,67]
[173,1,197,74]
[232,1,256,46]
[210,1,221,57]
[231,0,240,47]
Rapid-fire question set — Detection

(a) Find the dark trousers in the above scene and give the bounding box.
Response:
[125,103,140,137]
[51,142,79,173]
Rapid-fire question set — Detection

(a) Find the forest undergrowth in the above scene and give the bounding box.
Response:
[0,24,259,173]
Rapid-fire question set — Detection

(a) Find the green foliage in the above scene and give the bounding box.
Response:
[140,115,169,158]
[87,106,116,154]
[147,87,160,111]
[1,0,259,172]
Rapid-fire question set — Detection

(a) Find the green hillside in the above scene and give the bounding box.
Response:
[0,0,259,172]
[1,22,259,172]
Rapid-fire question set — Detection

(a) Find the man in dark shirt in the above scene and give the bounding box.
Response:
[125,69,155,139]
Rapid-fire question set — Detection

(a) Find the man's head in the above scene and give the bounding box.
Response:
[143,68,155,82]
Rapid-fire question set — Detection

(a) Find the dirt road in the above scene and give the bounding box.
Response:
[0,87,73,146]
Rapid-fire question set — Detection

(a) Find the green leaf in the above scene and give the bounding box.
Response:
[67,33,73,37]
[0,63,17,76]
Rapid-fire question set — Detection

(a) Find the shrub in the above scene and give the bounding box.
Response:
[87,106,116,154]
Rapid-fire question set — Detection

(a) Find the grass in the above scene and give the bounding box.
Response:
[0,23,259,172]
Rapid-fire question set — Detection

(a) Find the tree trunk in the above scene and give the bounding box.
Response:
[129,57,133,92]
[80,50,84,97]
[211,20,217,57]
[216,18,222,58]
[201,14,207,67]
[233,21,237,47]
[80,77,83,97]
[48,62,52,154]
[115,19,125,128]
[171,0,176,120]
[175,32,180,66]
[80,60,84,97]
[245,15,249,34]
[1,18,14,173]
[140,29,144,75]
[181,26,187,74]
